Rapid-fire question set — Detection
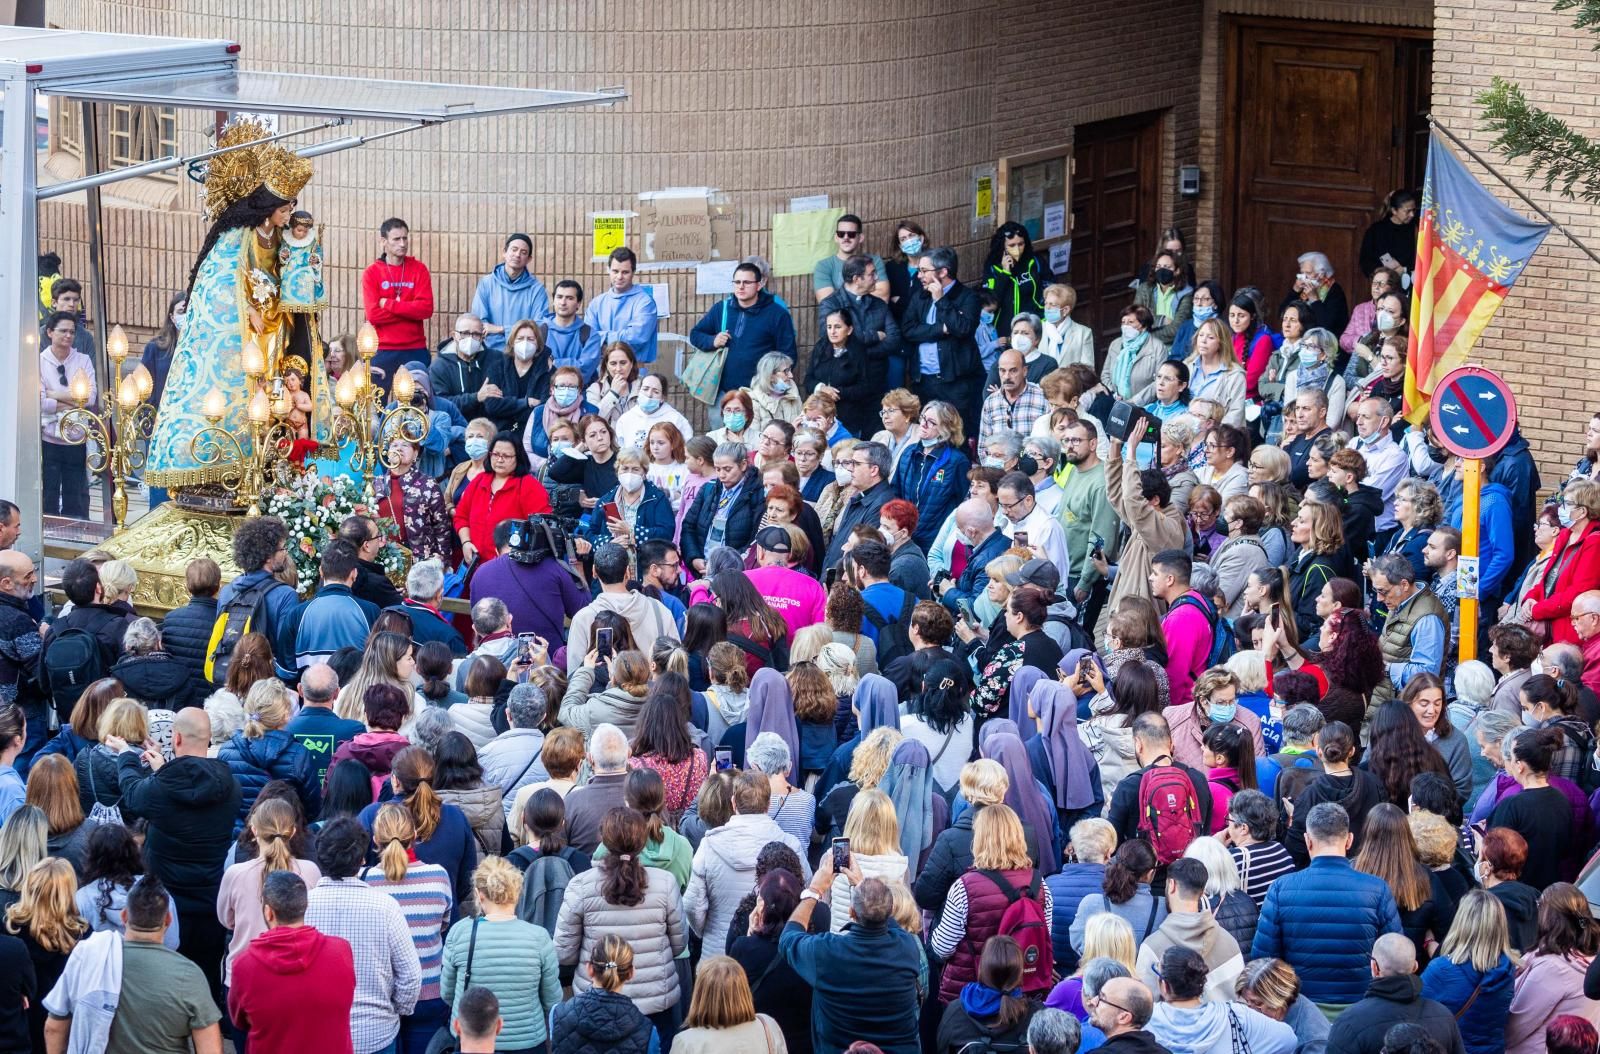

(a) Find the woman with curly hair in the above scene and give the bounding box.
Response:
[787,661,842,782]
[73,823,179,948]
[1366,699,1455,807]
[815,725,902,842]
[1310,606,1384,735]
[1288,502,1350,639]
[825,580,879,677]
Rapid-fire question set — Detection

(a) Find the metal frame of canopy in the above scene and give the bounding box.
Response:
[0,26,625,561]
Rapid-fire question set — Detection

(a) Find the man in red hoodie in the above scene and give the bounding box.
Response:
[362,217,436,396]
[229,870,357,1054]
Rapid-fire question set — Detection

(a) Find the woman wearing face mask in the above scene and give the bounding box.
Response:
[982,221,1054,332]
[1039,283,1094,368]
[575,446,675,557]
[1501,504,1564,627]
[549,414,620,513]
[1516,482,1600,644]
[815,438,860,542]
[1347,291,1407,386]
[525,364,598,463]
[583,341,641,427]
[390,366,460,480]
[707,389,755,450]
[1163,667,1264,769]
[1133,249,1195,346]
[615,372,692,453]
[804,309,877,439]
[446,416,498,515]
[1340,267,1400,358]
[986,314,1054,388]
[376,436,453,562]
[482,317,553,436]
[893,401,973,552]
[1164,279,1225,365]
[1351,336,1408,424]
[1280,327,1348,427]
[748,351,802,432]
[887,219,930,323]
[453,434,552,563]
[1100,304,1166,404]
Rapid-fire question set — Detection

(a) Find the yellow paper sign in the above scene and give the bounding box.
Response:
[592,214,627,259]
[772,208,845,277]
[975,176,994,222]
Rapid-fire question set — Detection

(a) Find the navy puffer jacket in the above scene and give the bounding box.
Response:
[1250,856,1402,1006]
[159,596,218,699]
[549,987,654,1054]
[894,441,972,551]
[1045,862,1106,973]
[1420,952,1516,1054]
[215,729,321,832]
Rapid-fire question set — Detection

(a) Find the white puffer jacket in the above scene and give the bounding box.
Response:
[682,813,808,959]
[554,865,686,1014]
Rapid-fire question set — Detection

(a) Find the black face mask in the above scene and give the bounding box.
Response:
[1154,267,1176,286]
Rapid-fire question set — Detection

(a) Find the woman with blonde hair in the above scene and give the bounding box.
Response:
[75,697,148,818]
[1185,317,1247,426]
[218,677,319,828]
[217,797,320,998]
[1234,957,1332,1050]
[872,387,922,476]
[931,804,1052,1001]
[1421,888,1519,1054]
[1289,500,1350,639]
[336,631,418,723]
[830,788,910,933]
[554,807,688,1044]
[0,805,45,915]
[97,559,138,610]
[361,746,477,918]
[36,675,122,763]
[440,856,562,1053]
[23,755,91,875]
[6,857,87,1049]
[675,954,787,1054]
[815,724,903,840]
[747,350,802,431]
[360,801,453,1050]
[914,758,1037,916]
[815,437,861,540]
[549,933,657,1052]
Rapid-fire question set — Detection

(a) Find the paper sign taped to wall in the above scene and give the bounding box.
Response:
[592,213,628,259]
[772,208,846,277]
[1049,240,1072,275]
[1043,203,1066,241]
[646,283,671,320]
[696,261,739,296]
[790,194,830,213]
[637,189,736,266]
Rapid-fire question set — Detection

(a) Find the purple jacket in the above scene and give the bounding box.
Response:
[468,553,590,647]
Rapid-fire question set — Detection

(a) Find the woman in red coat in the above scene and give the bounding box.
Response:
[1524,480,1600,643]
[453,432,551,562]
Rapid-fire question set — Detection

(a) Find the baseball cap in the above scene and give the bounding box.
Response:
[1004,557,1061,593]
[755,526,792,553]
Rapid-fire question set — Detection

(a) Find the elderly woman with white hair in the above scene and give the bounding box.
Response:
[1285,250,1350,336]
[746,731,816,847]
[479,682,549,813]
[1181,834,1260,952]
[747,350,802,432]
[109,615,203,710]
[1280,326,1348,427]
[987,312,1056,386]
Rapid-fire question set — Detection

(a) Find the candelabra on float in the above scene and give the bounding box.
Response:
[187,335,297,517]
[328,322,430,499]
[58,325,156,533]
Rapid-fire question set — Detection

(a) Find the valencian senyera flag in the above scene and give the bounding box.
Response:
[1404,131,1551,425]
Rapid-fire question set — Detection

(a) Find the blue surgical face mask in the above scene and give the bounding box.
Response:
[1560,503,1576,528]
[1193,304,1217,323]
[771,380,790,396]
[464,437,490,461]
[901,237,924,256]
[1522,709,1541,728]
[723,411,747,433]
[553,385,579,408]
[1043,307,1064,323]
[980,310,996,326]
[640,397,662,413]
[1298,345,1320,367]
[1207,701,1238,724]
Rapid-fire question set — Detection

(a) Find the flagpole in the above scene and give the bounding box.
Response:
[1428,114,1600,269]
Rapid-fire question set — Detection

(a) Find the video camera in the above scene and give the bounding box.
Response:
[505,515,576,568]
[1086,392,1159,445]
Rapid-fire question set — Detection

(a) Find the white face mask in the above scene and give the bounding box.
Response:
[1013,334,1035,355]
[835,466,852,485]
[455,336,479,358]
[617,471,645,493]
[514,339,537,361]
[1121,324,1140,342]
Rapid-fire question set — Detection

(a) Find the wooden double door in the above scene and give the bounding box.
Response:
[1070,111,1162,359]
[1222,16,1432,307]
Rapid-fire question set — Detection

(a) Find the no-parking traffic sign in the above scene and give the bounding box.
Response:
[1428,366,1518,460]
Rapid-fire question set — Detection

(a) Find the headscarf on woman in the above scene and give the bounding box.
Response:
[1029,680,1098,812]
[980,725,1060,876]
[746,667,800,765]
[854,673,901,737]
[881,739,941,868]
[1006,666,1045,739]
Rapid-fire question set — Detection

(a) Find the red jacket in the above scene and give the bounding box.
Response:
[228,924,356,1054]
[1529,520,1600,644]
[452,472,551,559]
[362,256,435,351]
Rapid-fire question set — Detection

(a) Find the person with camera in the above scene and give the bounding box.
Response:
[1107,429,1187,612]
[566,544,680,674]
[468,516,589,650]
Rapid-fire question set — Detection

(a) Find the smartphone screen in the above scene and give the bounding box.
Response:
[516,632,537,663]
[1090,534,1105,559]
[831,837,851,871]
[715,747,733,771]
[596,627,614,661]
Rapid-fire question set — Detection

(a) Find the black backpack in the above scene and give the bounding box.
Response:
[41,627,107,724]
[863,589,917,669]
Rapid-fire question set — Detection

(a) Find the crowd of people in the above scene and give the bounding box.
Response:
[9,200,1600,1054]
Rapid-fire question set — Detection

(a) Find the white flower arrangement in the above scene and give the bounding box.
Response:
[262,472,407,591]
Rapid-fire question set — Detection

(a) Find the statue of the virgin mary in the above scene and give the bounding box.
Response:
[145,119,335,499]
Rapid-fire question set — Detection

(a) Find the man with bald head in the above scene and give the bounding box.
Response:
[0,550,45,769]
[1327,933,1465,1054]
[1569,591,1600,700]
[287,661,364,786]
[110,705,241,999]
[1086,976,1161,1049]
[936,497,1011,618]
[978,347,1048,450]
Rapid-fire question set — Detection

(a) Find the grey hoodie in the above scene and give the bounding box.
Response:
[1149,1000,1297,1054]
[558,666,648,742]
[565,591,680,676]
[682,813,808,959]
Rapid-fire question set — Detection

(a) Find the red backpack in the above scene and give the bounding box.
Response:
[975,869,1054,991]
[1137,762,1202,864]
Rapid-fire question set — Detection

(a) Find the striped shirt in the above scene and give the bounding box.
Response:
[306,877,422,1054]
[768,788,818,848]
[1229,840,1298,908]
[362,862,454,1001]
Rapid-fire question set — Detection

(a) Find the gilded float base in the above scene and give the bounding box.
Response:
[94,502,246,613]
